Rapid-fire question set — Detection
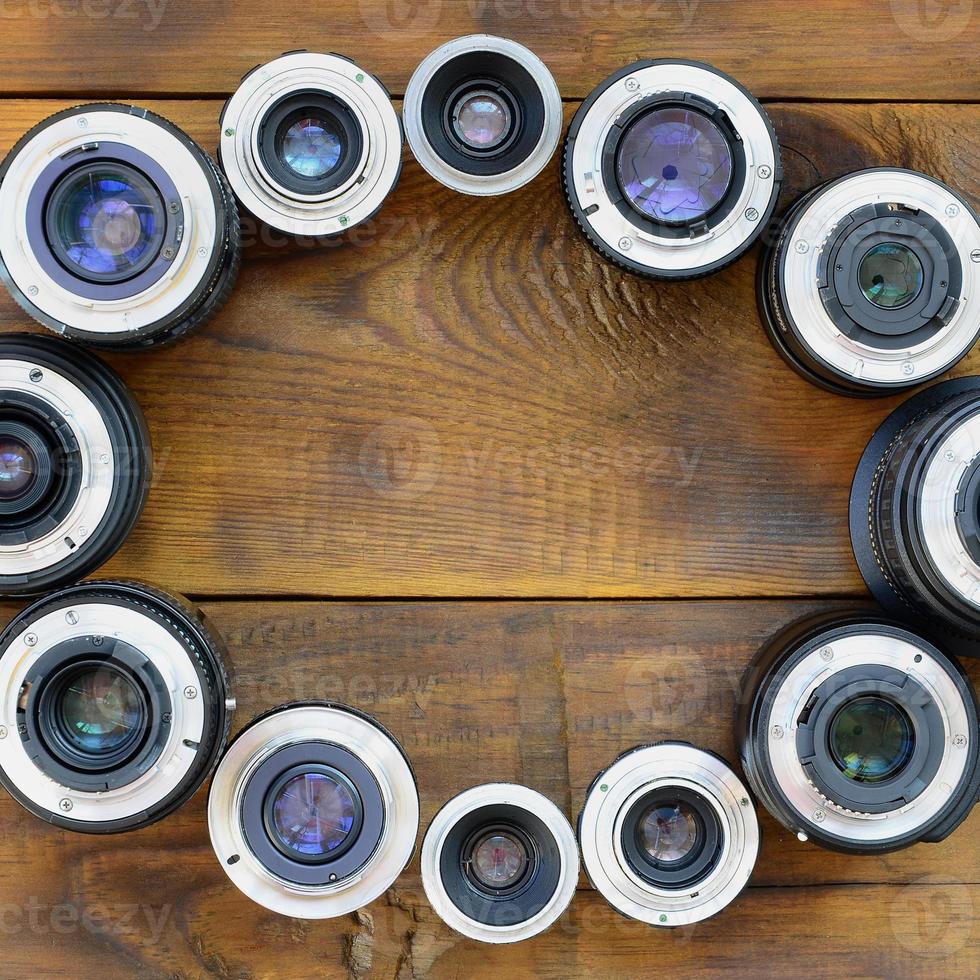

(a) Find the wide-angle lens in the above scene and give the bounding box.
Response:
[452,90,512,150]
[858,242,925,309]
[56,665,144,756]
[271,770,358,858]
[637,801,700,864]
[0,436,36,499]
[279,116,343,178]
[829,696,914,783]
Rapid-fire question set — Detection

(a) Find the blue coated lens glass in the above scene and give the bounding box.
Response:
[58,666,144,756]
[281,117,343,178]
[272,771,357,857]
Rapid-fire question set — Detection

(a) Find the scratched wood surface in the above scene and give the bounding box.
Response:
[0,1,979,977]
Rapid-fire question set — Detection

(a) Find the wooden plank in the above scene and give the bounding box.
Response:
[0,1,976,101]
[0,599,976,977]
[1,100,978,597]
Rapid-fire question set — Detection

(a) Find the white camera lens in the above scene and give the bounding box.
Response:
[404,35,562,196]
[208,701,418,919]
[579,742,759,926]
[420,783,578,943]
[0,581,232,833]
[760,169,980,395]
[564,60,781,279]
[220,52,402,237]
[0,104,241,350]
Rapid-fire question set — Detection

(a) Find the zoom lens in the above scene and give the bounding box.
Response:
[0,581,232,833]
[578,743,758,926]
[421,783,578,943]
[759,169,980,396]
[0,104,240,350]
[220,52,402,237]
[0,334,151,597]
[208,702,418,919]
[404,36,561,196]
[738,612,979,853]
[563,60,781,280]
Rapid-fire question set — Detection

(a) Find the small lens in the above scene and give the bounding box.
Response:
[470,830,529,889]
[452,90,512,151]
[272,771,358,858]
[637,801,699,864]
[57,666,143,756]
[281,116,343,178]
[617,107,733,224]
[0,437,36,500]
[829,696,915,783]
[858,242,925,309]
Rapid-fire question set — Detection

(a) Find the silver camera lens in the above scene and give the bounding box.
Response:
[760,169,980,396]
[851,377,980,643]
[578,742,759,927]
[0,104,241,350]
[404,35,561,197]
[0,333,150,597]
[220,52,402,237]
[420,783,578,943]
[208,701,418,919]
[738,612,979,854]
[563,60,781,280]
[0,580,232,833]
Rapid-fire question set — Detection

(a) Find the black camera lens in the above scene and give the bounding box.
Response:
[0,581,232,834]
[0,333,151,597]
[0,104,240,350]
[759,169,980,396]
[564,60,781,280]
[738,612,980,854]
[851,377,980,644]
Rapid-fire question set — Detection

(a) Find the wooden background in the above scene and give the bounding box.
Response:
[0,1,978,976]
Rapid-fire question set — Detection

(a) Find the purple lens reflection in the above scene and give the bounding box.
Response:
[272,771,357,858]
[616,107,733,225]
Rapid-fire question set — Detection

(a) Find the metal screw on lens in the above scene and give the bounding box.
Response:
[902,362,915,376]
[618,237,633,251]
[745,208,759,221]
[0,727,7,740]
[624,77,640,92]
[945,204,960,218]
[971,249,980,263]
[25,634,38,647]
[162,247,176,260]
[28,286,39,297]
[795,241,809,254]
[168,201,180,214]
[945,450,956,462]
[224,127,235,137]
[813,809,826,823]
[77,118,88,128]
[100,453,110,465]
[59,799,73,812]
[659,914,668,924]
[184,686,198,700]
[758,165,772,179]
[740,797,750,807]
[65,611,79,626]
[953,734,967,747]
[771,725,784,739]
[820,646,833,662]
[92,636,103,646]
[29,369,43,382]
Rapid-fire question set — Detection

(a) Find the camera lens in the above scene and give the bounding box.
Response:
[564,59,781,280]
[0,334,151,597]
[759,169,980,396]
[851,377,980,641]
[0,104,241,350]
[404,36,562,196]
[0,581,232,833]
[208,702,418,919]
[578,742,758,926]
[220,52,402,238]
[738,612,980,854]
[421,783,578,943]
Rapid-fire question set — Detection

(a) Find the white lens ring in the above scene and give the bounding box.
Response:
[208,703,419,919]
[420,783,579,944]
[220,53,402,236]
[579,743,759,927]
[404,35,562,197]
[777,169,980,388]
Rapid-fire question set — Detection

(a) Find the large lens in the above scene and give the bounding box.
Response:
[271,770,358,858]
[637,800,700,864]
[858,242,925,309]
[451,90,513,151]
[56,664,144,756]
[47,164,166,281]
[278,114,343,178]
[829,696,914,783]
[0,436,36,500]
[617,107,733,224]
[468,829,529,889]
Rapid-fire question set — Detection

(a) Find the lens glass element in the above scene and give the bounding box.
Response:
[617,107,733,224]
[271,770,358,858]
[858,242,925,309]
[829,696,915,783]
[0,437,37,500]
[281,117,343,178]
[637,801,700,864]
[452,90,512,151]
[57,666,144,756]
[469,830,529,889]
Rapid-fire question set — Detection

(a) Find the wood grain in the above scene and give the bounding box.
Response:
[0,598,975,978]
[3,100,979,598]
[0,1,976,101]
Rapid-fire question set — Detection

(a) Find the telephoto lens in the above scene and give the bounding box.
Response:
[219,52,402,237]
[0,334,150,597]
[0,581,232,833]
[578,742,759,927]
[404,36,562,197]
[851,377,980,645]
[420,783,579,943]
[760,169,980,396]
[738,611,979,854]
[0,104,241,350]
[208,701,419,918]
[563,60,781,280]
